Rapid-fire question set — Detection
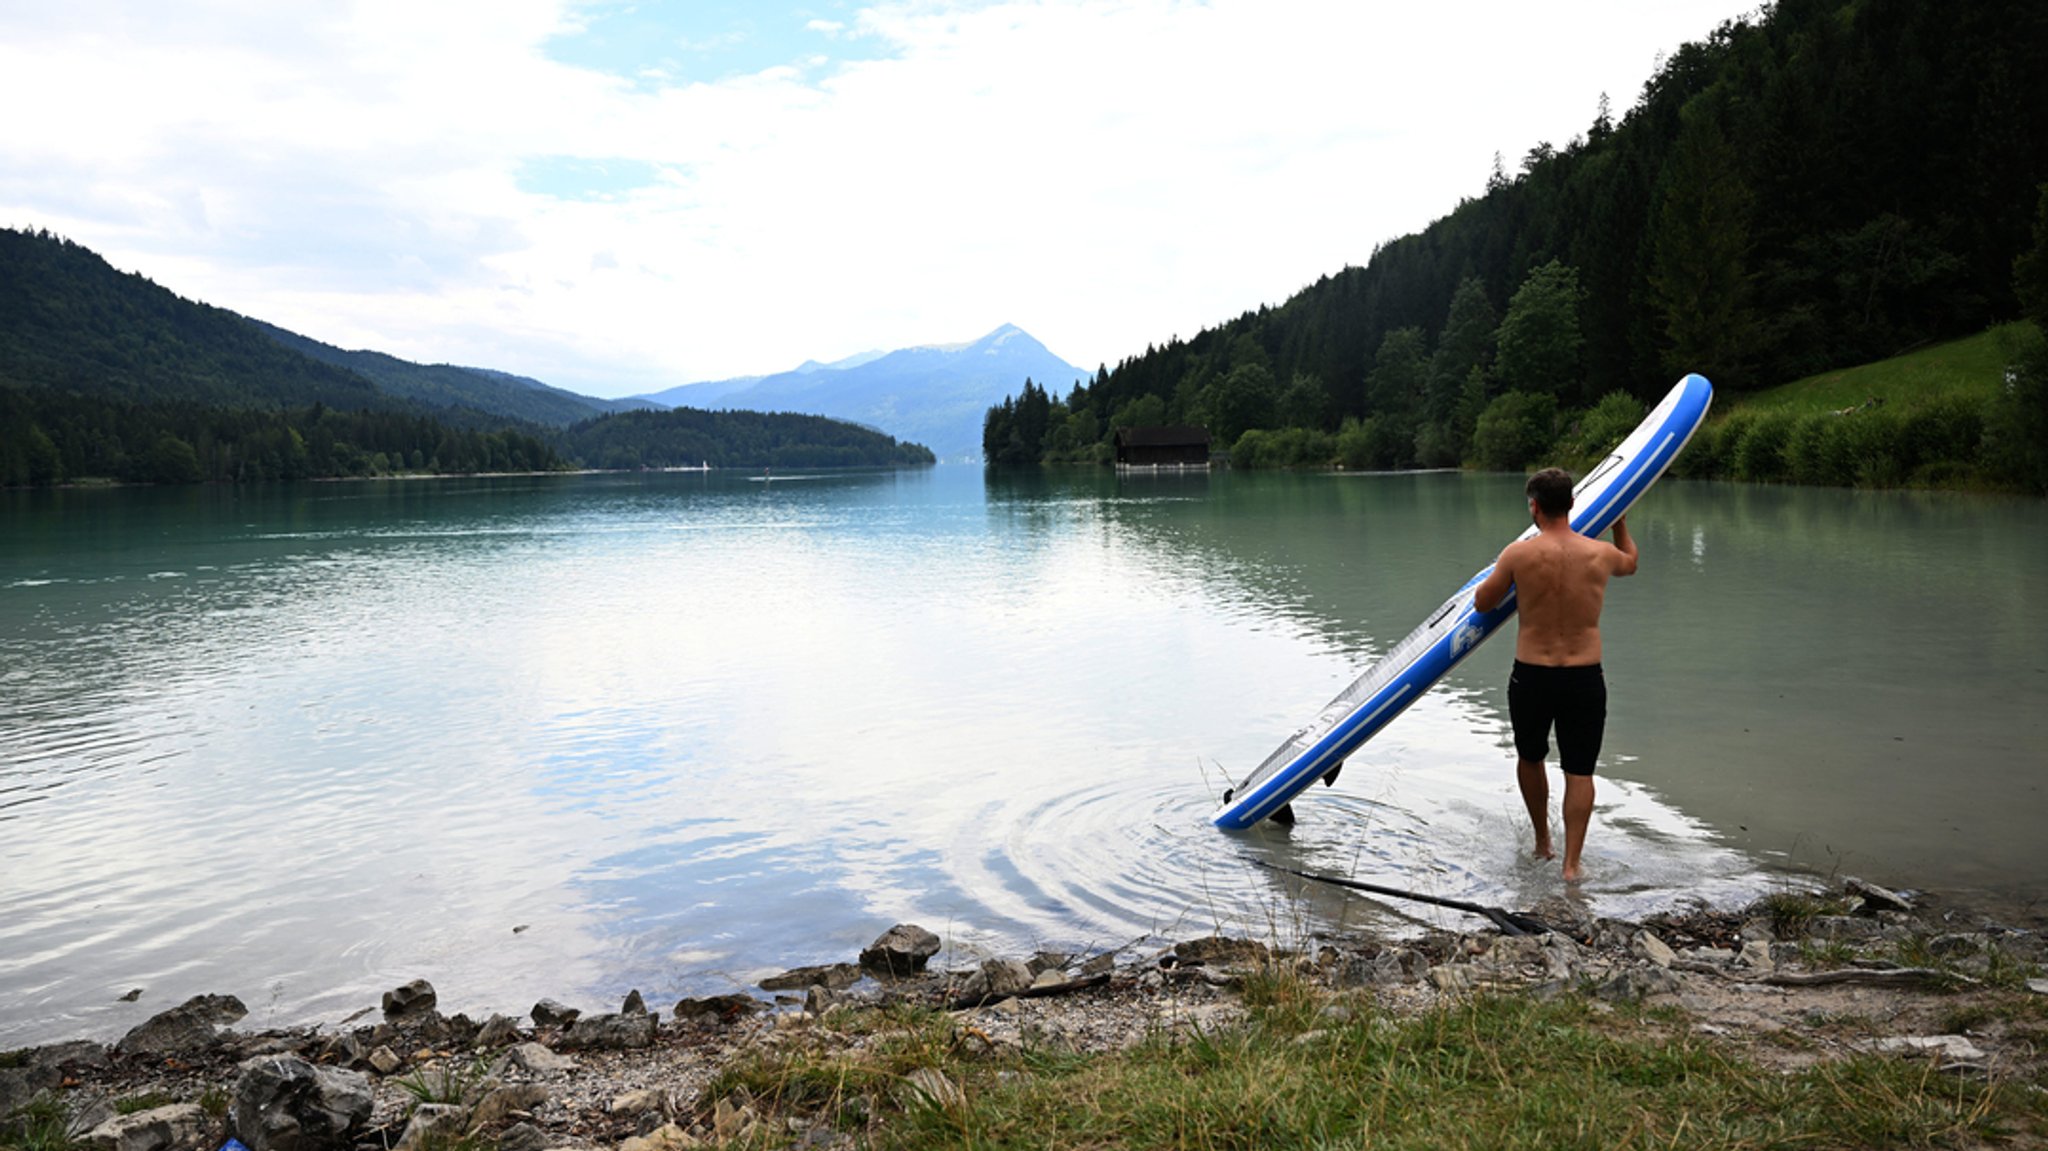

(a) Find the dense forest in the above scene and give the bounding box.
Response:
[0,228,934,485]
[558,407,935,470]
[985,0,2048,491]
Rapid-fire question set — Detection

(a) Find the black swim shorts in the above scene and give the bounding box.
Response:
[1508,660,1607,776]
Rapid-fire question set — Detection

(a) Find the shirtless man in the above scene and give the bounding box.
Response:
[1471,468,1637,882]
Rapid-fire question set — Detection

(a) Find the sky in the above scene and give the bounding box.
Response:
[0,1,1759,399]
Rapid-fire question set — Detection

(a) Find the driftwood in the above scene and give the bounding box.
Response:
[1762,966,1976,989]
[1673,961,1976,989]
[948,971,1111,1012]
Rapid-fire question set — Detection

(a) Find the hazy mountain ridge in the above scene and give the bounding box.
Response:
[250,320,661,427]
[639,324,1089,457]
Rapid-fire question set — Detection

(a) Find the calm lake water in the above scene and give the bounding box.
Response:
[2,467,2042,1047]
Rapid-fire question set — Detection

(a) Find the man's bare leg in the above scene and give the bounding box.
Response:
[1561,773,1595,881]
[1516,757,1554,860]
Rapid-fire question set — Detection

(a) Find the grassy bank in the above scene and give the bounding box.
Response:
[708,970,2046,1150]
[1672,322,2044,492]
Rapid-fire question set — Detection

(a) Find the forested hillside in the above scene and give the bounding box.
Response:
[559,408,936,470]
[0,228,934,485]
[987,0,2048,490]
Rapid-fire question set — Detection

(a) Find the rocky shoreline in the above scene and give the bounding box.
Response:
[5,880,2044,1151]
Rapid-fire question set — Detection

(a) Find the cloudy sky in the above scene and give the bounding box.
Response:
[1,1,1755,399]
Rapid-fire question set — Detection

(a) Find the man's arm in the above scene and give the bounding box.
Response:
[1610,515,1638,577]
[1473,545,1516,612]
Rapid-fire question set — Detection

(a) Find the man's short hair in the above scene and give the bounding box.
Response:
[1526,468,1574,517]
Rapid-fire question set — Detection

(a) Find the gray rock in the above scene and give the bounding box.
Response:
[1080,953,1116,978]
[1172,936,1271,967]
[316,1032,363,1068]
[529,999,579,1028]
[228,1055,374,1151]
[1426,966,1471,994]
[496,1043,576,1075]
[1683,946,1737,965]
[608,1088,668,1119]
[671,995,764,1026]
[899,1068,963,1111]
[476,1014,520,1048]
[1026,951,1071,976]
[469,1084,549,1130]
[1737,939,1775,972]
[759,964,862,992]
[804,986,858,1015]
[1845,877,1915,913]
[1631,931,1676,969]
[497,1123,550,1151]
[1872,1035,1985,1063]
[1928,933,1982,957]
[559,1012,657,1051]
[1595,966,1683,1002]
[83,1103,210,1151]
[29,1040,111,1071]
[620,990,646,1016]
[1738,919,1778,944]
[394,1104,468,1151]
[859,924,942,977]
[381,980,438,1022]
[1808,915,1883,942]
[119,994,249,1055]
[0,1064,61,1119]
[1335,948,1429,987]
[977,959,1035,1000]
[367,1047,403,1077]
[2025,978,2048,996]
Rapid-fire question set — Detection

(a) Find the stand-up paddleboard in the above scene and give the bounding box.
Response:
[1213,373,1714,831]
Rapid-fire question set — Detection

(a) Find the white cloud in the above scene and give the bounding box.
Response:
[0,1,1757,396]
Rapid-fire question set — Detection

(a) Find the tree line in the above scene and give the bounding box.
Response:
[557,407,935,471]
[985,0,2048,491]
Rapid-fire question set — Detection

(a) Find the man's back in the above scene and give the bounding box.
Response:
[1503,527,1632,665]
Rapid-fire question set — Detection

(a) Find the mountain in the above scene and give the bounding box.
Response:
[0,227,388,411]
[638,325,1089,458]
[250,320,662,427]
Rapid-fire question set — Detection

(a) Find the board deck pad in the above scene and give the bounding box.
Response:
[1212,373,1714,830]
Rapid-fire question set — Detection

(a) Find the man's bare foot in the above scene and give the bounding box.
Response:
[1533,839,1556,862]
[1561,861,1584,882]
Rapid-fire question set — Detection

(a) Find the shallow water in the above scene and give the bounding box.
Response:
[2,468,2041,1047]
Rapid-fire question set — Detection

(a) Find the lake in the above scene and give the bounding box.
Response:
[2,467,2042,1048]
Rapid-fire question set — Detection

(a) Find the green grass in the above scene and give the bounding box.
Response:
[1736,323,2026,415]
[698,978,2042,1151]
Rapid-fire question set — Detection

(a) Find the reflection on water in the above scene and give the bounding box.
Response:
[2,469,2041,1047]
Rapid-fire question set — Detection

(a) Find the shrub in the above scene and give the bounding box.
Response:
[1731,410,1795,481]
[1471,391,1559,471]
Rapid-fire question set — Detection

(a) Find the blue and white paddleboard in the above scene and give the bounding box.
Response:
[1212,373,1714,831]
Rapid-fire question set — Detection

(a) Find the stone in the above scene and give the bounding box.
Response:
[1631,931,1676,969]
[1872,1035,1986,1063]
[367,1047,403,1076]
[1426,966,1471,995]
[394,1104,468,1151]
[1026,951,1071,976]
[0,1064,61,1119]
[316,1032,364,1068]
[672,995,764,1025]
[475,1014,520,1048]
[119,994,249,1055]
[711,1099,757,1142]
[859,924,942,977]
[497,1122,549,1151]
[620,990,646,1015]
[381,980,438,1022]
[1173,936,1271,967]
[560,1012,657,1051]
[978,958,1035,999]
[1808,916,1883,942]
[609,1088,668,1119]
[1683,947,1737,965]
[619,1123,702,1151]
[496,1043,576,1075]
[468,1084,548,1130]
[1738,919,1777,943]
[1335,948,1429,987]
[1927,933,1981,957]
[899,1068,963,1111]
[529,999,579,1028]
[83,1103,210,1151]
[1844,877,1915,913]
[1737,939,1775,972]
[804,986,859,1015]
[1594,966,1683,1002]
[2027,978,2048,996]
[228,1055,374,1151]
[760,963,863,992]
[31,1040,111,1071]
[1029,969,1069,990]
[1080,953,1116,978]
